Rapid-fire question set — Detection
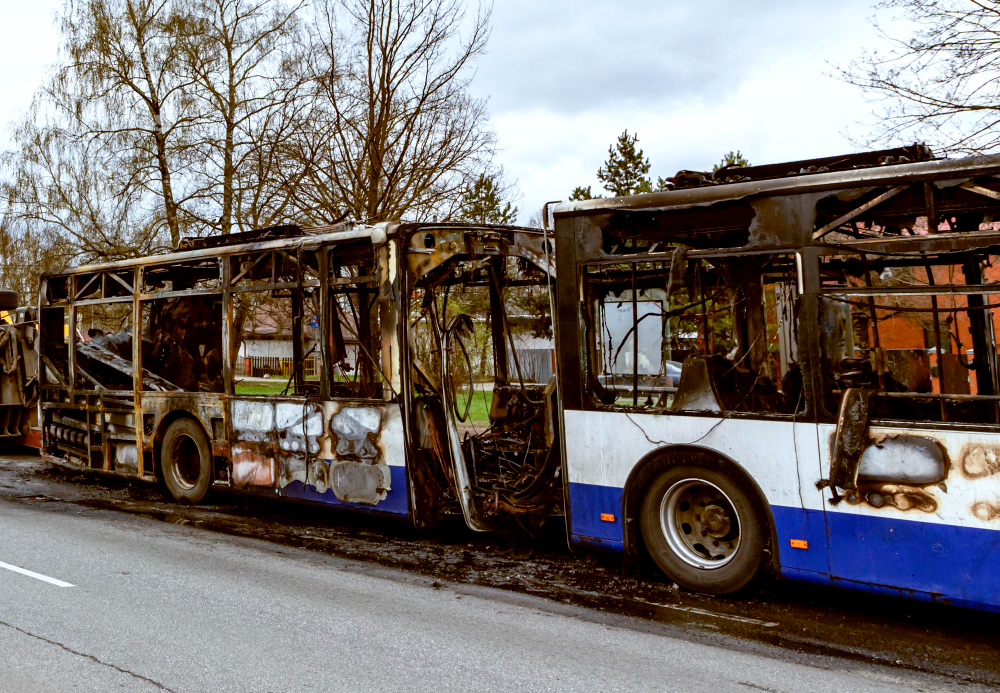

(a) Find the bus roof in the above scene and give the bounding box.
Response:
[552,148,1000,218]
[42,221,541,278]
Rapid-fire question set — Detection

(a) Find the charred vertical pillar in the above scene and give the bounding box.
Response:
[318,249,332,401]
[964,257,995,398]
[357,264,374,397]
[221,259,233,396]
[631,261,639,406]
[744,272,771,379]
[797,246,829,422]
[291,249,305,394]
[553,216,584,411]
[488,256,510,385]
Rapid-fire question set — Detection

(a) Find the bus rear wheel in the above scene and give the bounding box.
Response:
[161,419,212,505]
[639,464,766,595]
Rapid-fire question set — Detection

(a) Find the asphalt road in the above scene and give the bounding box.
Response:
[0,453,994,692]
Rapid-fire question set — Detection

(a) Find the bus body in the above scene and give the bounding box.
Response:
[552,145,1000,610]
[39,222,559,531]
[37,146,1000,612]
[0,304,39,447]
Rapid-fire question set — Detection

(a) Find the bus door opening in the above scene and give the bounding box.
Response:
[405,227,560,533]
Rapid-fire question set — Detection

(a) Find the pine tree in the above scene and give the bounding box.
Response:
[459,173,518,224]
[596,130,652,197]
[713,150,751,173]
[569,185,597,201]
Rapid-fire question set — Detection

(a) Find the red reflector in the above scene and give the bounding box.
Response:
[790,539,809,550]
[600,513,616,522]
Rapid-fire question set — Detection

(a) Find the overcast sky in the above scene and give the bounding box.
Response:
[0,0,896,224]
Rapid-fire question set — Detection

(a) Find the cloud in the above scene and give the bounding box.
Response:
[472,0,879,115]
[0,3,60,148]
[469,1,888,221]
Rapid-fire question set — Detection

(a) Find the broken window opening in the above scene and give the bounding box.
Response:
[818,249,1000,425]
[75,302,137,393]
[325,250,383,400]
[583,253,802,417]
[232,291,318,397]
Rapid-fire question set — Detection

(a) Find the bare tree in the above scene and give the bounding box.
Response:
[0,215,64,306]
[841,1,1000,154]
[53,0,204,247]
[5,0,498,273]
[293,0,496,223]
[3,121,170,263]
[177,0,306,235]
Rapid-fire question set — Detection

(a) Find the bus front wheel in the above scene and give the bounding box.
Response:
[161,418,212,505]
[639,464,766,595]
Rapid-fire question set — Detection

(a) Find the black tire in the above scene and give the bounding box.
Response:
[0,289,19,311]
[160,418,212,504]
[639,463,766,595]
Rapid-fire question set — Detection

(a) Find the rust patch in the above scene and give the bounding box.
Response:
[971,501,1000,522]
[232,445,274,487]
[959,444,1000,480]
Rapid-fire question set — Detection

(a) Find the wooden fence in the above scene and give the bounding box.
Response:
[237,356,319,378]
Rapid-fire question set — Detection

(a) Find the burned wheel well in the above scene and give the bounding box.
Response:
[620,445,779,572]
[152,410,211,480]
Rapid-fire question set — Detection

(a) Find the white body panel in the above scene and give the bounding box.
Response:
[564,409,824,512]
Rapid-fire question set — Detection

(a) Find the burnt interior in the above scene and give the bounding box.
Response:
[37,235,387,476]
[580,254,802,417]
[557,147,1000,516]
[404,227,560,532]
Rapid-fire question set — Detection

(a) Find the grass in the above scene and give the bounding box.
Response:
[232,379,496,425]
[235,380,291,395]
[456,388,493,425]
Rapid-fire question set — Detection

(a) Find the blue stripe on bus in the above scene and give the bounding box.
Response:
[279,465,410,516]
[567,480,1000,611]
[567,482,623,542]
[824,509,1000,611]
[770,505,830,574]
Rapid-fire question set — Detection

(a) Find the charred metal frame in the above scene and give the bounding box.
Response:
[552,147,1000,553]
[37,221,559,533]
[38,226,399,482]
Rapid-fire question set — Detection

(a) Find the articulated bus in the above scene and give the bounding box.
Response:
[38,145,1000,611]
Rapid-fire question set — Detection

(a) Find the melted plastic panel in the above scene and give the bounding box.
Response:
[229,398,402,507]
[232,399,276,487]
[857,436,946,485]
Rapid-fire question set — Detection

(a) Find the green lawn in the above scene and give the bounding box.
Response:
[457,388,493,424]
[233,380,495,425]
[235,380,291,395]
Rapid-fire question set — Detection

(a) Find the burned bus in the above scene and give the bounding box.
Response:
[38,223,559,531]
[37,145,1000,612]
[552,145,1000,610]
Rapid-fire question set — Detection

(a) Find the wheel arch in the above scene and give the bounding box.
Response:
[620,444,780,574]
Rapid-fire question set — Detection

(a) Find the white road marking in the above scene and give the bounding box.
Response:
[642,601,777,627]
[0,560,75,588]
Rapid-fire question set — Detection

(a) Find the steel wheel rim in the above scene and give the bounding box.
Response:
[660,478,741,570]
[171,435,202,490]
